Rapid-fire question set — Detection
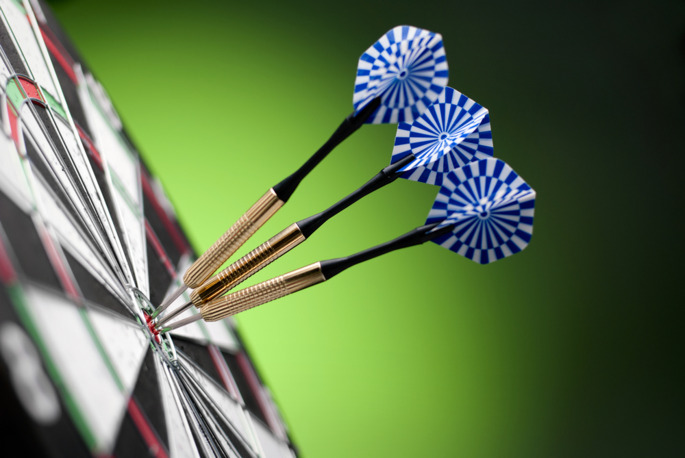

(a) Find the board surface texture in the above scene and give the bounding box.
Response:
[0,0,297,456]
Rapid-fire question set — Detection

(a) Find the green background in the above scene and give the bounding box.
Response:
[48,0,684,456]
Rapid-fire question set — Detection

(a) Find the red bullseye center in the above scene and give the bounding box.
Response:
[143,311,161,343]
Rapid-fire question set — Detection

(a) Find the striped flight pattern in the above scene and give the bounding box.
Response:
[427,158,535,264]
[353,25,449,124]
[392,87,494,186]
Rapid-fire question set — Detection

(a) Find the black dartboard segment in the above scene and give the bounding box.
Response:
[0,1,295,456]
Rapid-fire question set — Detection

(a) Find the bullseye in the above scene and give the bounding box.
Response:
[143,311,161,343]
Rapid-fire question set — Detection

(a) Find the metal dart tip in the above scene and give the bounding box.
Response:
[152,283,188,317]
[157,300,194,328]
[162,314,202,332]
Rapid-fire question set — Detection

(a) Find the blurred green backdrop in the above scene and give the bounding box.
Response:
[48,0,684,456]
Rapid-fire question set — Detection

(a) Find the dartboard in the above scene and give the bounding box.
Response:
[0,1,296,456]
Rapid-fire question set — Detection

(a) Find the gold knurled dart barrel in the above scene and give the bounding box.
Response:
[190,223,306,306]
[182,189,284,288]
[200,263,326,321]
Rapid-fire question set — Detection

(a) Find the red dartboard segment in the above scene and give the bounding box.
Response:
[140,171,190,256]
[6,104,21,146]
[38,23,77,84]
[17,75,43,101]
[0,236,17,284]
[236,351,285,435]
[76,123,104,169]
[127,398,169,458]
[208,343,244,403]
[38,225,80,300]
[145,220,177,279]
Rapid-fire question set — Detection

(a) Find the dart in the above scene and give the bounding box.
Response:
[157,157,535,332]
[154,25,449,315]
[159,223,452,331]
[155,87,492,326]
